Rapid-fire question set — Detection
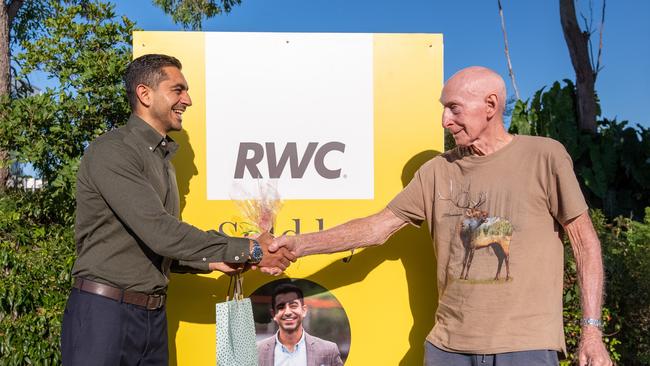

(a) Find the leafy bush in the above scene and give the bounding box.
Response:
[599,208,650,365]
[0,192,74,365]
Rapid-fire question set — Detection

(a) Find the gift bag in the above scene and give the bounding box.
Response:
[215,274,258,366]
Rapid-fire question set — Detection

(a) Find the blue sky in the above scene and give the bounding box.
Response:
[108,0,649,129]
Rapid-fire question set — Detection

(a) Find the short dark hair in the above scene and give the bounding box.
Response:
[271,283,304,310]
[124,54,182,110]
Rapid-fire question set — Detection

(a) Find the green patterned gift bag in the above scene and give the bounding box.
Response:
[215,274,258,366]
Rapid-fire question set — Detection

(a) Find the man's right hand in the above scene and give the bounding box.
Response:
[255,232,297,275]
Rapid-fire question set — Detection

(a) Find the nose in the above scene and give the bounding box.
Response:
[181,91,192,106]
[441,108,453,129]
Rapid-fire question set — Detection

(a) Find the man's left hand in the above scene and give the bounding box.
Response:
[578,329,613,366]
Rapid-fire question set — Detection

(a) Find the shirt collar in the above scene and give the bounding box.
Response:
[126,114,179,159]
[275,329,306,354]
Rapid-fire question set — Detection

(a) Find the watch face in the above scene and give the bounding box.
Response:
[252,241,263,262]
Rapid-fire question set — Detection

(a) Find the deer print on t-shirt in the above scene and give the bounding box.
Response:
[439,183,514,282]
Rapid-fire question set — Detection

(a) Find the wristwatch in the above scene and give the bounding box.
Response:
[581,318,603,330]
[249,239,263,264]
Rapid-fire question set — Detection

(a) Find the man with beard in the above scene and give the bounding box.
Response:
[61,54,295,366]
[257,283,343,366]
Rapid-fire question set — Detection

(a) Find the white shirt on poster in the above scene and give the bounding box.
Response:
[273,330,307,366]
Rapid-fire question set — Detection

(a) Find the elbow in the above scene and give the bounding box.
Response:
[365,229,395,248]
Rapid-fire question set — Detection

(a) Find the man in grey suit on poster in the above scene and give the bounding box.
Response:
[257,283,343,366]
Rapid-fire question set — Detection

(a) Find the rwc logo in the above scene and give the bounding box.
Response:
[205,32,374,199]
[234,142,346,179]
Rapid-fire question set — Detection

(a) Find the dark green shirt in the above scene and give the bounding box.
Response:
[72,114,249,294]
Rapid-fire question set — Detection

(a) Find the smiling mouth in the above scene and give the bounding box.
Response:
[172,108,185,119]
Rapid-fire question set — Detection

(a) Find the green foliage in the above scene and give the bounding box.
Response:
[0,0,134,222]
[0,1,134,363]
[152,0,241,30]
[9,1,53,47]
[510,80,650,220]
[0,193,75,365]
[600,208,650,365]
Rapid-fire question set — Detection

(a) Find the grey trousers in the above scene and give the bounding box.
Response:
[424,341,559,366]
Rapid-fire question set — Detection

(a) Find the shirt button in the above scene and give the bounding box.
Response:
[202,257,206,261]
[148,146,153,150]
[234,256,240,261]
[161,141,166,146]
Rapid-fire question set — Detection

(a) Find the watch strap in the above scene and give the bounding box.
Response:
[581,318,603,329]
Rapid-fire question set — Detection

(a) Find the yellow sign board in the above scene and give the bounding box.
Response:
[133,31,444,365]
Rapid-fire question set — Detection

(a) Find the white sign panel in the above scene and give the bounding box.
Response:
[205,32,374,200]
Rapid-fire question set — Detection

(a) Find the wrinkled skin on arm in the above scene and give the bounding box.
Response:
[564,211,612,366]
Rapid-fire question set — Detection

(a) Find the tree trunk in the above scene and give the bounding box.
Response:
[0,6,10,96]
[559,0,598,133]
[0,4,11,190]
[0,1,23,191]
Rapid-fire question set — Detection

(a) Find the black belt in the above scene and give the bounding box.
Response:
[73,278,166,310]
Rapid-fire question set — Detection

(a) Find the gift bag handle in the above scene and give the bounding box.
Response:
[226,272,245,301]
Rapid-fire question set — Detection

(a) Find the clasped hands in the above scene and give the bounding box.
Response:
[209,233,298,276]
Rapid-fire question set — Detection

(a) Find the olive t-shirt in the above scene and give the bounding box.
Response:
[387,135,587,354]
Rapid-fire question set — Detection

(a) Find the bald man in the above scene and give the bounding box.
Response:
[269,67,612,366]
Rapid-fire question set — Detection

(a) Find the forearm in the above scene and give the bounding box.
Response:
[281,208,406,257]
[565,211,605,329]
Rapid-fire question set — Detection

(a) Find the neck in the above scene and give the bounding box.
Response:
[469,121,512,156]
[133,110,166,137]
[278,327,303,352]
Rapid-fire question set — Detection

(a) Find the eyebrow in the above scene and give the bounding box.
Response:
[275,299,300,308]
[171,83,188,91]
[440,98,460,106]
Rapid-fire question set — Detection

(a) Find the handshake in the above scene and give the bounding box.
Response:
[208,232,300,276]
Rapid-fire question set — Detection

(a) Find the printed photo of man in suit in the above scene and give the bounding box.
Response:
[257,283,344,366]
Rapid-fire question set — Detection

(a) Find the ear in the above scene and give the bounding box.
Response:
[302,304,308,318]
[135,84,153,108]
[485,93,498,119]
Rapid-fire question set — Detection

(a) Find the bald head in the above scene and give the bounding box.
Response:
[444,66,507,114]
[440,66,511,149]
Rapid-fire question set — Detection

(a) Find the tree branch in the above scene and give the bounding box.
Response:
[497,0,520,100]
[7,0,24,25]
[595,0,606,79]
